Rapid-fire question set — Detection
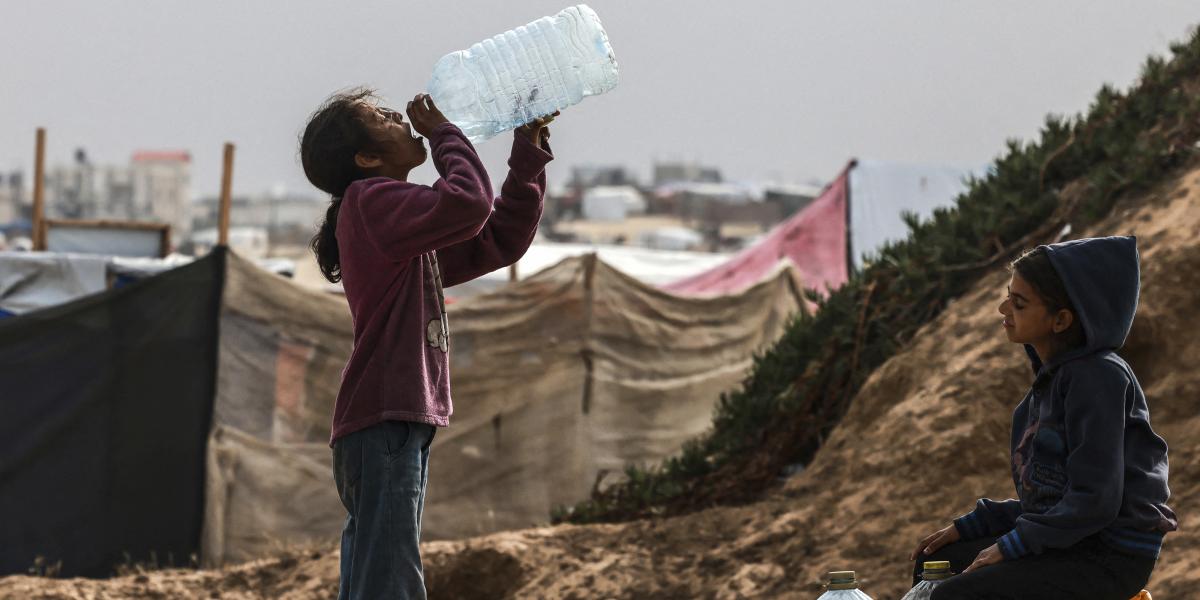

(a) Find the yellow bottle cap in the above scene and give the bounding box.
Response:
[922,560,953,580]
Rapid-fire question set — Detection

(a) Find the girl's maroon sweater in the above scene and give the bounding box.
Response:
[330,122,552,444]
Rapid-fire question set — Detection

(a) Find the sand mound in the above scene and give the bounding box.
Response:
[4,165,1198,599]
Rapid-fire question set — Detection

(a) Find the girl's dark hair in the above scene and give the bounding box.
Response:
[301,87,381,283]
[1010,247,1086,351]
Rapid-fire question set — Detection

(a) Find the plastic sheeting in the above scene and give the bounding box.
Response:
[665,166,851,297]
[0,252,109,315]
[445,242,731,300]
[212,252,352,443]
[665,160,984,296]
[424,253,805,538]
[848,159,982,268]
[0,250,224,577]
[202,426,343,566]
[202,251,803,544]
[198,253,352,565]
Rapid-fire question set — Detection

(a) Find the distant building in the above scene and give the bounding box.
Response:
[191,226,269,259]
[0,171,28,226]
[652,182,781,242]
[192,192,326,247]
[652,162,722,187]
[581,186,646,222]
[43,149,191,249]
[551,165,640,221]
[132,151,192,243]
[569,165,638,189]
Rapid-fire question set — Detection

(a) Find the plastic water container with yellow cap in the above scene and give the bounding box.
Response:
[817,570,874,599]
[900,561,953,600]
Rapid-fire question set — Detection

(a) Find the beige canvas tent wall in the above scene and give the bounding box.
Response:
[424,254,804,538]
[200,251,804,563]
[201,252,352,566]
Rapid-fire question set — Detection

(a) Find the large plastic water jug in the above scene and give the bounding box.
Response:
[816,571,874,599]
[900,561,952,600]
[427,4,619,143]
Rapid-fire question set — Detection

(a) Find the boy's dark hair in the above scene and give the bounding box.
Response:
[301,87,381,283]
[1010,246,1086,351]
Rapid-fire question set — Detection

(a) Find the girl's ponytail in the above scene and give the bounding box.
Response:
[311,196,344,283]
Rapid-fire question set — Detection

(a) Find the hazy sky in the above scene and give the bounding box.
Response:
[2,1,1197,201]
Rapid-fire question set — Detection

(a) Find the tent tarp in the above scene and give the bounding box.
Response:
[664,167,850,297]
[848,159,983,269]
[425,253,805,538]
[0,250,224,577]
[445,242,731,300]
[665,159,983,296]
[196,252,352,566]
[202,426,343,566]
[213,252,352,444]
[0,252,110,315]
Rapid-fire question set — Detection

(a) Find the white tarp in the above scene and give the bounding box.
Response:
[0,252,109,315]
[0,251,292,316]
[848,159,985,269]
[445,242,730,299]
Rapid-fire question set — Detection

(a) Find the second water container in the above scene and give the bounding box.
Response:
[900,561,953,600]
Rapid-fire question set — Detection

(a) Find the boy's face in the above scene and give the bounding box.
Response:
[355,101,428,177]
[998,273,1062,347]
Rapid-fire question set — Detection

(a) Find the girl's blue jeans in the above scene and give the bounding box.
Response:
[333,420,436,600]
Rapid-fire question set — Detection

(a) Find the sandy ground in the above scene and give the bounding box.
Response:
[3,166,1197,599]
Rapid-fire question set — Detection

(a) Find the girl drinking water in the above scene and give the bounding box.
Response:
[909,236,1176,599]
[301,89,555,600]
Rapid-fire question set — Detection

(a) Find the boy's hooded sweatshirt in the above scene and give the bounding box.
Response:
[329,123,552,445]
[953,236,1177,559]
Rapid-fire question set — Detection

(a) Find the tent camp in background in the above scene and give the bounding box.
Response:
[1,243,804,573]
[665,159,986,296]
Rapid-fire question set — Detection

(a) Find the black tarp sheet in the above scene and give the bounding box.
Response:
[0,248,224,577]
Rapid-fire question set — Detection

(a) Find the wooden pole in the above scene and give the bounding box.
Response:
[218,142,234,247]
[32,128,46,250]
[509,262,519,282]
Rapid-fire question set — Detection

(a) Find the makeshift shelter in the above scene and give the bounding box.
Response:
[0,251,225,577]
[665,159,983,296]
[424,253,805,538]
[0,248,353,573]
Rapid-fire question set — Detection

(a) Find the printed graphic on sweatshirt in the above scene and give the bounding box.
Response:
[1012,418,1069,511]
[425,253,449,354]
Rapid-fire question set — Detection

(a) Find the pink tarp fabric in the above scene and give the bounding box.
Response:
[664,167,850,297]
